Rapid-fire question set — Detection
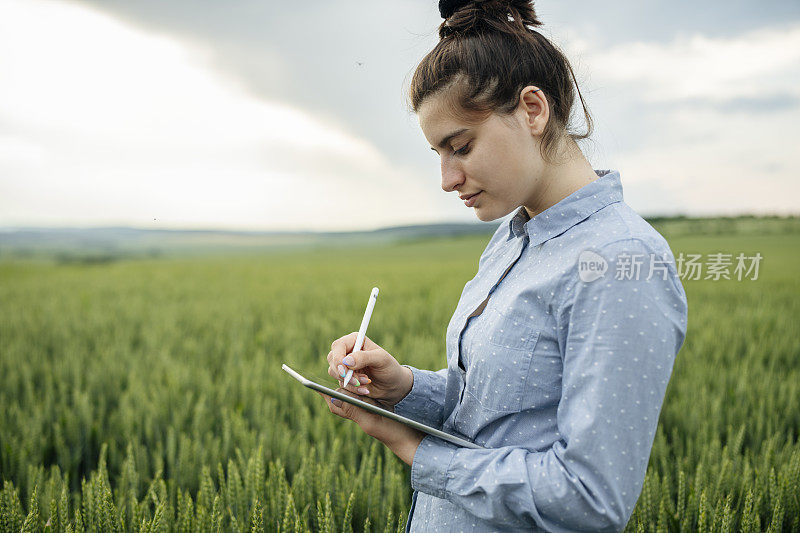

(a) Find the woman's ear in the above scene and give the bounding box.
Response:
[519,86,548,137]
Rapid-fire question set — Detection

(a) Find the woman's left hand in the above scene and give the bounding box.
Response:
[318,388,425,466]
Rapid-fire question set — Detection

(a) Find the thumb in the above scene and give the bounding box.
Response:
[342,348,385,371]
[360,335,380,351]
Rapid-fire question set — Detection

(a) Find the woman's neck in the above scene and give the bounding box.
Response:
[523,139,598,219]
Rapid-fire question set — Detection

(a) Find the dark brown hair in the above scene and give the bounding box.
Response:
[407,0,593,164]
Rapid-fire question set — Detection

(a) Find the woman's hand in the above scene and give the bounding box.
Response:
[317,388,425,466]
[327,332,414,409]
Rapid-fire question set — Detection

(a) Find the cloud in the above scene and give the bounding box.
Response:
[554,23,800,216]
[585,23,800,104]
[0,0,434,231]
[679,94,800,113]
[1,0,797,231]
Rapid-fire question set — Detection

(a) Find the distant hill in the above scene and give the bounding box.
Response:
[0,221,501,261]
[1,215,797,261]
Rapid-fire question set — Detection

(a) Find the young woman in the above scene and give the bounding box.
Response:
[319,0,688,530]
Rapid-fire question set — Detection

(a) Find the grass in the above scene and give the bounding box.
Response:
[0,225,798,531]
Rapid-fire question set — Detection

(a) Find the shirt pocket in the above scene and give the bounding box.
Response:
[463,309,541,413]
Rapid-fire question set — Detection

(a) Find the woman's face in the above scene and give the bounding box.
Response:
[418,87,547,222]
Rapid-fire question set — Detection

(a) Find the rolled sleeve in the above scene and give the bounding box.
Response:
[410,435,458,500]
[392,365,448,430]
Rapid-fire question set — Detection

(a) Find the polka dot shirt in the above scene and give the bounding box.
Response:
[393,169,689,532]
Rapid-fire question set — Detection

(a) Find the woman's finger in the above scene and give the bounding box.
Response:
[317,392,346,415]
[335,365,366,387]
[335,377,370,396]
[326,392,361,422]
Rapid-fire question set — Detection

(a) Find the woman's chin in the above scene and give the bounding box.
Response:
[474,208,498,223]
[473,203,511,223]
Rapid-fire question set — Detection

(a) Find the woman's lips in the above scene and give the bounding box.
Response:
[463,191,482,207]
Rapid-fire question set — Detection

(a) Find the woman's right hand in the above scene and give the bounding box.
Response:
[327,332,413,410]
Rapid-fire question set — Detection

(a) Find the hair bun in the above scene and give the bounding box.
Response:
[439,0,469,19]
[438,0,543,37]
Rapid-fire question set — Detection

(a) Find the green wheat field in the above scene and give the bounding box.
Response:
[1,221,798,531]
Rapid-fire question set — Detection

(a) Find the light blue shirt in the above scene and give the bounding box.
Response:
[393,169,688,532]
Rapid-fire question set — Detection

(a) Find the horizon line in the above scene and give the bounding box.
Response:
[1,212,799,235]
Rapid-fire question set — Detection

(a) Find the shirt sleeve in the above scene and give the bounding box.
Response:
[392,365,449,430]
[409,238,688,531]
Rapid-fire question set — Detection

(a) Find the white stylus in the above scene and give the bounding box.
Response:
[343,287,379,388]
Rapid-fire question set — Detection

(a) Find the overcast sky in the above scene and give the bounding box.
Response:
[1,0,798,231]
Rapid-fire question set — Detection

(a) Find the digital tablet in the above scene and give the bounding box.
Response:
[282,364,484,449]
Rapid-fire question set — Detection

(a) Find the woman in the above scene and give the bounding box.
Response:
[318,0,688,531]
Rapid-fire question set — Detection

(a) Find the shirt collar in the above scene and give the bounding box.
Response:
[507,169,624,246]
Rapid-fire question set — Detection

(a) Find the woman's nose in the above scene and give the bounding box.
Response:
[440,156,465,193]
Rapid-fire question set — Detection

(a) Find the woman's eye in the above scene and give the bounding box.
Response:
[454,143,471,156]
